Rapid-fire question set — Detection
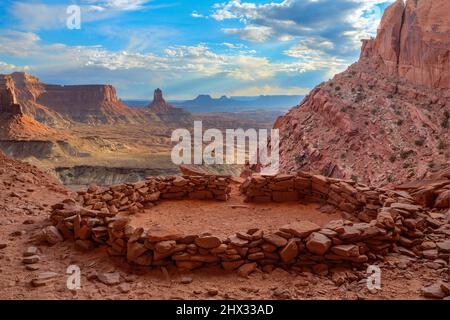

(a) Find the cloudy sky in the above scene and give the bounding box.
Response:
[0,0,394,99]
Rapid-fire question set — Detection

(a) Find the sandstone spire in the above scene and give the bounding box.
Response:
[148,88,174,113]
[0,76,23,115]
[153,88,164,103]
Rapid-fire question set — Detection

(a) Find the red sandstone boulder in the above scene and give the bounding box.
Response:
[222,260,245,270]
[279,221,321,238]
[263,233,288,247]
[127,242,147,262]
[331,244,360,257]
[154,240,177,254]
[146,226,182,242]
[272,191,298,202]
[195,236,221,249]
[279,239,298,263]
[237,262,257,277]
[434,190,449,208]
[306,232,332,255]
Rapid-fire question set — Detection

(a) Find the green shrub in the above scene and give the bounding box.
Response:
[295,154,305,163]
[438,139,447,150]
[396,119,403,126]
[335,86,341,91]
[351,175,358,182]
[414,139,425,146]
[442,110,450,128]
[400,150,412,159]
[389,155,396,163]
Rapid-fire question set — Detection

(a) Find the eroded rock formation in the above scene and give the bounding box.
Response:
[276,0,449,186]
[0,72,150,125]
[0,75,23,115]
[0,74,59,140]
[147,88,192,125]
[361,0,449,89]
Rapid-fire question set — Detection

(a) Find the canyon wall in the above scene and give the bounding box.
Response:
[275,0,449,186]
[37,84,136,124]
[0,72,153,125]
[0,75,22,115]
[361,0,449,89]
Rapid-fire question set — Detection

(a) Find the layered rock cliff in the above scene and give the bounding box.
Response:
[275,0,449,186]
[0,72,150,126]
[361,0,449,89]
[0,75,23,115]
[0,73,59,140]
[37,84,144,124]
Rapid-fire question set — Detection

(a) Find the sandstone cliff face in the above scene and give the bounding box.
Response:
[0,73,58,140]
[361,0,449,89]
[276,0,449,186]
[0,75,23,115]
[0,72,150,126]
[37,84,142,124]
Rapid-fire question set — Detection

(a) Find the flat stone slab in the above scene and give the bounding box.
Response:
[280,221,321,238]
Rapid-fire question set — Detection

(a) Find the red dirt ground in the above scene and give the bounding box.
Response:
[127,197,342,238]
[0,154,447,300]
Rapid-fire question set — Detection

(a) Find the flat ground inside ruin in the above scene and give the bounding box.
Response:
[126,194,342,238]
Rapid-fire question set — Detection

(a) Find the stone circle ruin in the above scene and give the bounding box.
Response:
[49,172,448,275]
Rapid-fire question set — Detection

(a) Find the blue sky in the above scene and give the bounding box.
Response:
[0,0,394,99]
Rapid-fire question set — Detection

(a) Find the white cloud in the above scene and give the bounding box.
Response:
[0,31,42,56]
[10,3,68,31]
[211,0,257,21]
[191,11,205,18]
[85,0,153,11]
[223,25,273,42]
[0,61,28,73]
[221,42,246,49]
[0,28,344,87]
[226,55,276,80]
[225,84,310,96]
[9,1,158,31]
[0,28,350,84]
[210,0,394,52]
[0,31,272,81]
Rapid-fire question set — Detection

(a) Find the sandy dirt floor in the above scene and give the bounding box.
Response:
[127,199,342,238]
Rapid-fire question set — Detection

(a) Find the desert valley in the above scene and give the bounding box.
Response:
[0,0,448,303]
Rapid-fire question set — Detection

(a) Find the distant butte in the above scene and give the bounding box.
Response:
[148,88,180,114]
[147,88,192,124]
[0,72,148,126]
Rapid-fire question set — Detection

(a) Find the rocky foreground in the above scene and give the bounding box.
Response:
[0,151,448,300]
